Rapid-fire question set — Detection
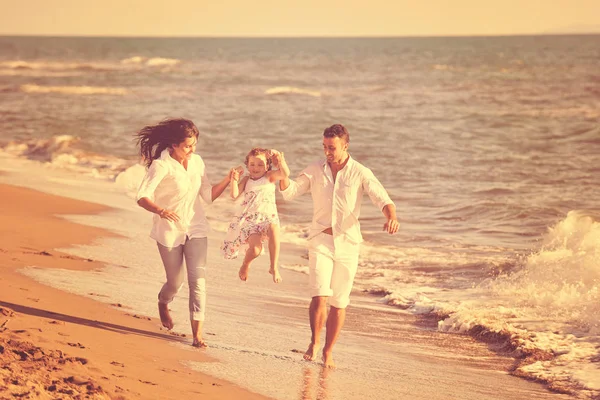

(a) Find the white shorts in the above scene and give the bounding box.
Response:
[308,233,360,309]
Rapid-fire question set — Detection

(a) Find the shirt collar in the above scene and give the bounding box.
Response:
[160,148,195,167]
[160,148,172,160]
[321,155,353,171]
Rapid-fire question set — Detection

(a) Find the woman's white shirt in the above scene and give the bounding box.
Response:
[136,149,213,247]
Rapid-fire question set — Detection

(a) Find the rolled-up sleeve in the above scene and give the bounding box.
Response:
[136,161,167,202]
[362,168,394,211]
[280,174,311,201]
[198,168,213,204]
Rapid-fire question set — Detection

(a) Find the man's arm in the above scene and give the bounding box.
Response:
[279,174,310,201]
[361,168,399,235]
[382,203,399,234]
[267,151,290,183]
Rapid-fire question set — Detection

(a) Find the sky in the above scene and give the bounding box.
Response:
[1,0,600,37]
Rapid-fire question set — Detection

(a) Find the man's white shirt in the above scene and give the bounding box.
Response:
[280,156,394,244]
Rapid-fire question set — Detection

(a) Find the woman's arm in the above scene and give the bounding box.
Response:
[137,197,179,222]
[211,170,234,202]
[135,161,179,221]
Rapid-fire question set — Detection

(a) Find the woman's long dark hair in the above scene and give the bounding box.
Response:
[135,118,199,167]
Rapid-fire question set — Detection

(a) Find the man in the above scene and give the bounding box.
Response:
[279,124,399,368]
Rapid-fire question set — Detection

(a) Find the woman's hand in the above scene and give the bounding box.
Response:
[230,166,244,182]
[159,209,180,222]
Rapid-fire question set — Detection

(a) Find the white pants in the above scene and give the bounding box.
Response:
[157,237,207,321]
[308,233,360,309]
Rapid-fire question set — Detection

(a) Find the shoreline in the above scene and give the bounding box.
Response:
[0,183,269,400]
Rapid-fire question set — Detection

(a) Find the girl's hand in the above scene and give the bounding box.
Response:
[159,209,180,222]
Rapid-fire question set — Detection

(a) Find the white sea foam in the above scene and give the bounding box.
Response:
[0,60,115,71]
[0,137,132,180]
[145,57,181,67]
[20,84,128,96]
[265,86,321,97]
[432,211,600,397]
[120,56,181,67]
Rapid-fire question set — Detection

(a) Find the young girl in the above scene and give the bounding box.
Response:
[221,147,289,283]
[135,118,235,348]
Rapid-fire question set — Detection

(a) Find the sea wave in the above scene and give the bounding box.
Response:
[121,56,181,67]
[0,136,133,180]
[391,211,600,398]
[0,60,117,72]
[20,84,128,96]
[264,86,321,97]
[0,57,181,76]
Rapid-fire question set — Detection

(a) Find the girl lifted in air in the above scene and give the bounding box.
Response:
[221,148,289,283]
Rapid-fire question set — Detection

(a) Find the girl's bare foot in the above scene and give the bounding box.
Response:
[192,339,208,348]
[269,266,282,283]
[303,342,319,361]
[158,302,174,330]
[239,263,250,281]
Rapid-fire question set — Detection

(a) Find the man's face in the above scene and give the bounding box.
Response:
[322,136,348,164]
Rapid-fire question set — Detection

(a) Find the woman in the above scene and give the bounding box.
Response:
[135,118,232,348]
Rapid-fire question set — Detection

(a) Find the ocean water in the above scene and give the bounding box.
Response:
[1,35,599,398]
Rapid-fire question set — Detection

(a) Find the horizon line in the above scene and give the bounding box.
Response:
[1,32,600,39]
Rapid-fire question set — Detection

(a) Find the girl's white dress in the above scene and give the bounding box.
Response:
[221,176,279,259]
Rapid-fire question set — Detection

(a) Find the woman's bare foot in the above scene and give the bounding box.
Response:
[269,266,282,283]
[239,263,250,281]
[192,338,208,348]
[158,302,174,330]
[303,342,319,361]
[322,351,336,369]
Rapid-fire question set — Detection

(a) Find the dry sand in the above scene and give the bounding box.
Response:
[0,184,269,400]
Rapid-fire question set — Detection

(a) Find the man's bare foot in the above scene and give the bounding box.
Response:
[269,267,282,283]
[158,302,174,330]
[322,351,336,369]
[303,342,319,361]
[192,339,208,348]
[239,263,250,281]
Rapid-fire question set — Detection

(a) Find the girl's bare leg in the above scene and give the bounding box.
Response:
[268,223,282,283]
[239,234,262,281]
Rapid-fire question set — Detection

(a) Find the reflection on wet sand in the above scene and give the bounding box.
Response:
[300,366,330,400]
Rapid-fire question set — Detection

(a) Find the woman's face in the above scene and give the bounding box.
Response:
[247,154,269,179]
[171,136,197,161]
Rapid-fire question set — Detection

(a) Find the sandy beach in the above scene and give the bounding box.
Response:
[0,183,269,400]
[0,176,579,400]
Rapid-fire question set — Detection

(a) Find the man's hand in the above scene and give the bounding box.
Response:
[383,219,399,234]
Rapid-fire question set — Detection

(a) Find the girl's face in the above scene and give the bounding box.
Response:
[247,154,269,179]
[171,136,197,162]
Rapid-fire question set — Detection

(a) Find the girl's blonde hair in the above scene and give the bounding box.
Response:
[244,147,272,170]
